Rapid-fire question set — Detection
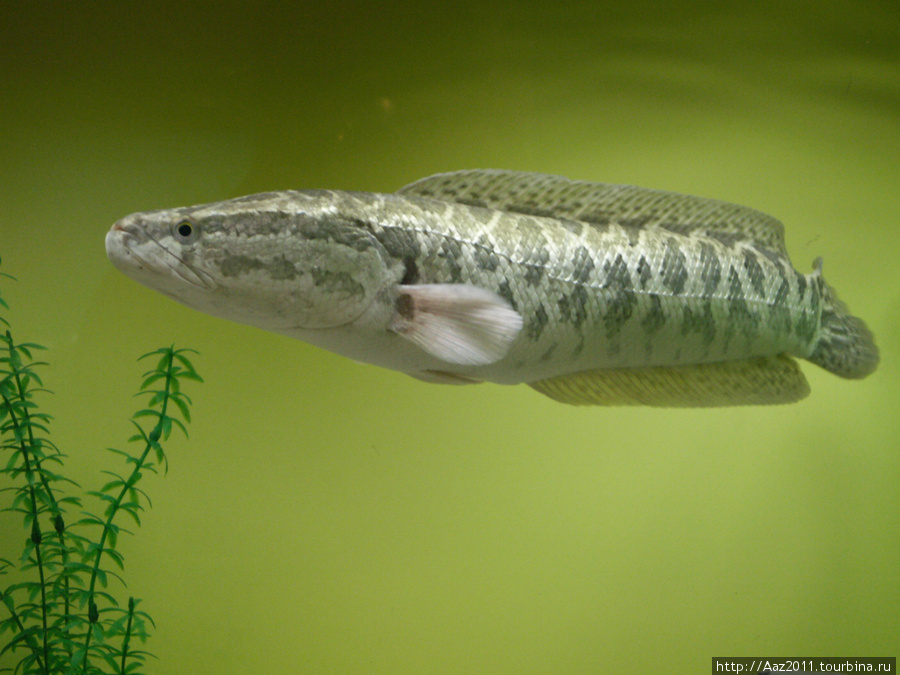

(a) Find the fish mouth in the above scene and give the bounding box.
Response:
[107,220,217,290]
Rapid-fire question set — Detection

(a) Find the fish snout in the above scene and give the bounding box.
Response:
[106,216,217,291]
[106,218,146,267]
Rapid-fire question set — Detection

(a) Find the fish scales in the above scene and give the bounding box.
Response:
[105,169,878,406]
[352,192,820,381]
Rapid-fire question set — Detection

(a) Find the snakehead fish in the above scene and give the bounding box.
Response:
[105,170,879,406]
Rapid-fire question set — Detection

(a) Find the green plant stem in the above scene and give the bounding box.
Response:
[119,597,135,674]
[0,593,47,673]
[0,597,46,672]
[4,330,79,665]
[0,383,51,671]
[78,349,175,674]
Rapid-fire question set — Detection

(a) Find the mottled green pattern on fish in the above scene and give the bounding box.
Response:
[105,170,878,406]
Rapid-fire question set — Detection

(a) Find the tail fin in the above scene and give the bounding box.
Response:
[807,259,879,379]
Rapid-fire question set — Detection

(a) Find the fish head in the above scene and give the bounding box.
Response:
[105,191,394,330]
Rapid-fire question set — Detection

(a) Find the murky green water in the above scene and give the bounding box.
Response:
[2,2,898,672]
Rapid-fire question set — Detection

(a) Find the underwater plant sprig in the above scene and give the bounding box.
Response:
[0,255,203,674]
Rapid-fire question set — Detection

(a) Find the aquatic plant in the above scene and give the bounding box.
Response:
[0,256,202,674]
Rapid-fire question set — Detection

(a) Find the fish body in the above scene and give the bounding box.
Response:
[106,170,878,406]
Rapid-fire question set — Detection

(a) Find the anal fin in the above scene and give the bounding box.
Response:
[527,355,810,407]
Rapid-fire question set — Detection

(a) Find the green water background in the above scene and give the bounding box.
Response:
[2,1,898,671]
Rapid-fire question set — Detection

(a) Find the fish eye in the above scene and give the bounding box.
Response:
[173,219,200,244]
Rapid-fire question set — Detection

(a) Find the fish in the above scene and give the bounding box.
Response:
[105,169,879,406]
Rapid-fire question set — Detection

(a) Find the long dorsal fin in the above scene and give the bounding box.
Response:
[399,169,789,255]
[526,355,810,407]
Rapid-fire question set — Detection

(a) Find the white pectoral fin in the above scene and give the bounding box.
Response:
[389,284,523,366]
